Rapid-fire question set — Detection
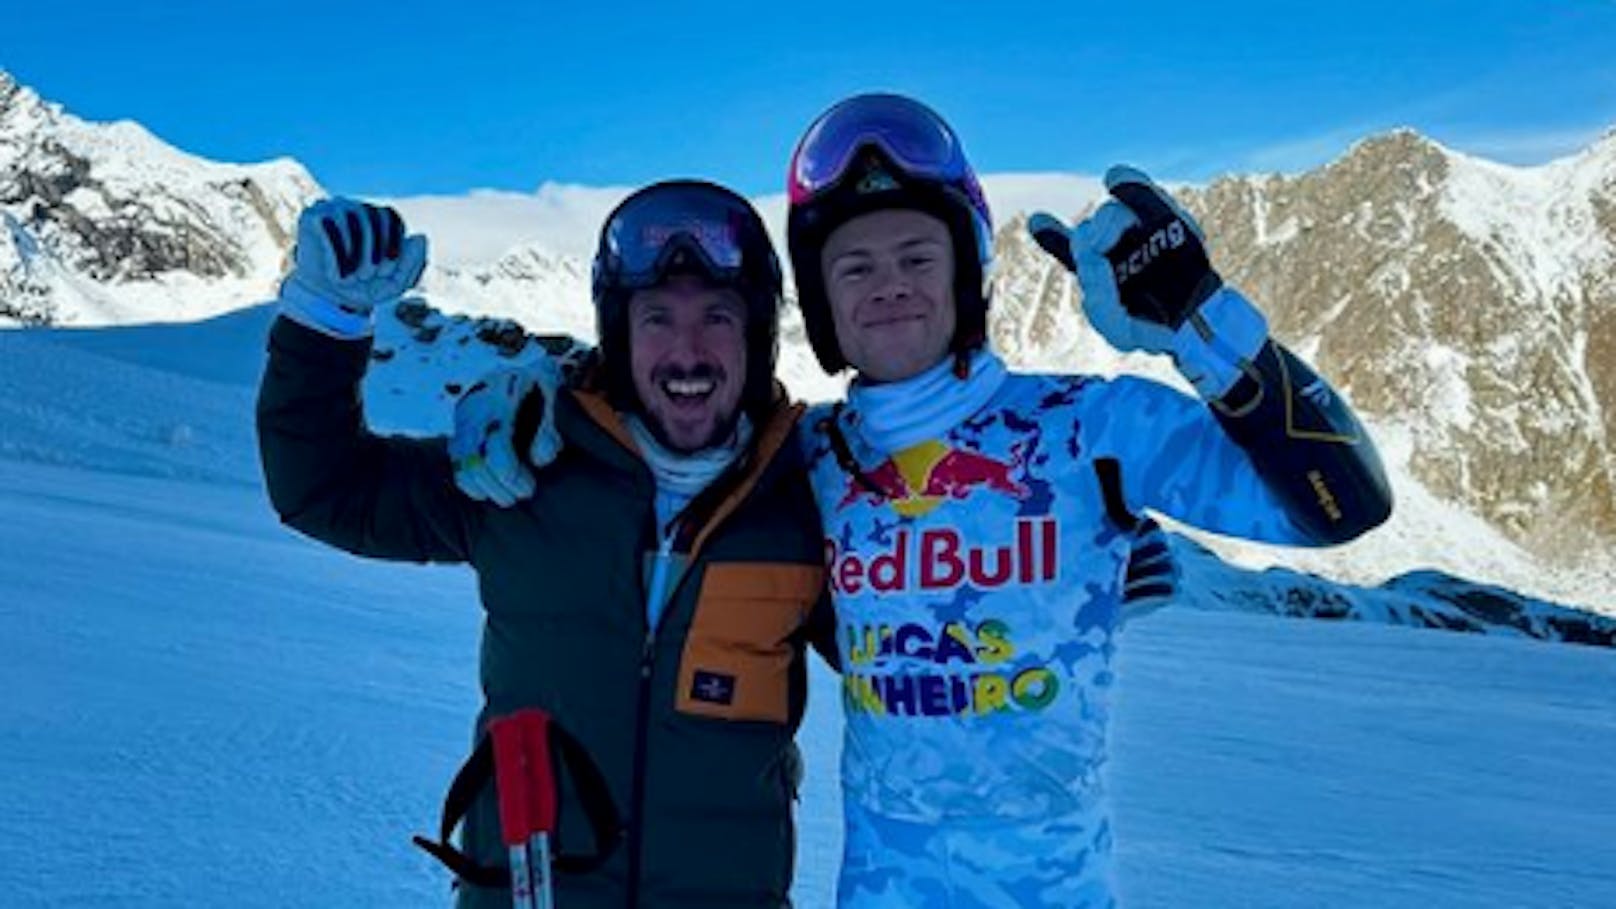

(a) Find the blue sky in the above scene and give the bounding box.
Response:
[7,0,1615,197]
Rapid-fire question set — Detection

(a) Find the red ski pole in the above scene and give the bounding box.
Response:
[491,710,558,909]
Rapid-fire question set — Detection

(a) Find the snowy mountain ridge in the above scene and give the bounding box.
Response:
[0,70,319,325]
[1198,130,1616,564]
[2,69,1612,616]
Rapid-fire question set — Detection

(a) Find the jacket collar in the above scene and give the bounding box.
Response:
[556,386,806,560]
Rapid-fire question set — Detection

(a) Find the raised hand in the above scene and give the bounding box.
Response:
[1030,167,1268,398]
[277,197,428,338]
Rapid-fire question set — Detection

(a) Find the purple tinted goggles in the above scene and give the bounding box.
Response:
[596,181,763,291]
[788,94,974,205]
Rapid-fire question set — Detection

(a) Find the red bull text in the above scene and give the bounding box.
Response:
[825,517,1059,595]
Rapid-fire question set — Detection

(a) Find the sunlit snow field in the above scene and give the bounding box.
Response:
[3,321,1614,907]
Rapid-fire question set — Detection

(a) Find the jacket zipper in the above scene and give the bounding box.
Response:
[624,528,679,909]
[619,436,779,906]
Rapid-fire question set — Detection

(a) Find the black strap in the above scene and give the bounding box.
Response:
[413,718,623,889]
[412,736,506,887]
[547,724,622,873]
[823,403,886,499]
[1093,457,1139,532]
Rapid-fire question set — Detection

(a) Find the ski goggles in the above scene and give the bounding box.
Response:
[595,181,771,293]
[787,93,976,206]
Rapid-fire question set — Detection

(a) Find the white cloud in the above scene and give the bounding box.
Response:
[371,116,1616,275]
[981,172,1107,223]
[382,173,1112,272]
[377,183,634,266]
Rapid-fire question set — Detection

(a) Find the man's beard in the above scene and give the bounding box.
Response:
[642,362,744,454]
[641,405,743,454]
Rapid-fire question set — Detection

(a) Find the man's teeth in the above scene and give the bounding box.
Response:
[664,378,715,397]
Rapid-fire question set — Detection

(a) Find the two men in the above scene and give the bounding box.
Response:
[455,93,1393,907]
[257,182,831,908]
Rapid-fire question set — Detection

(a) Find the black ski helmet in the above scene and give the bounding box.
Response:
[786,93,995,374]
[591,180,783,422]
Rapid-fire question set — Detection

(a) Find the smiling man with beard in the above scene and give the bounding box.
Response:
[629,274,747,451]
[256,182,834,908]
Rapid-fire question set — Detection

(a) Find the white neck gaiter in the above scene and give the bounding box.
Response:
[625,414,754,533]
[847,348,1008,454]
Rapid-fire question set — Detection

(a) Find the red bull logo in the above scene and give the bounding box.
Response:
[825,517,1058,595]
[839,439,1030,518]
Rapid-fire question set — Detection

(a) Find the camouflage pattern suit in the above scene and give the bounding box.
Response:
[805,367,1326,908]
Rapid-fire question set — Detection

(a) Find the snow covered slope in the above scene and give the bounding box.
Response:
[3,320,1615,905]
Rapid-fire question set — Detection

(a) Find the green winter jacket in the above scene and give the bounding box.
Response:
[256,317,831,908]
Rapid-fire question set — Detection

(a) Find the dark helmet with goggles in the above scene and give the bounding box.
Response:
[786,93,994,374]
[592,179,783,421]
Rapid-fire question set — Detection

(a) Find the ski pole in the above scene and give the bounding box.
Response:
[491,710,559,909]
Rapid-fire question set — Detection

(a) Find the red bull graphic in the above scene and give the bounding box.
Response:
[841,619,1061,717]
[840,439,1030,518]
[825,517,1058,595]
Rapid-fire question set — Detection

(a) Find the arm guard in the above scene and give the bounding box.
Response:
[1211,340,1394,545]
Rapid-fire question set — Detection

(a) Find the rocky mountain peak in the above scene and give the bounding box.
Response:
[0,72,319,325]
[1339,127,1451,174]
[977,124,1616,571]
[1189,132,1613,561]
[0,69,51,138]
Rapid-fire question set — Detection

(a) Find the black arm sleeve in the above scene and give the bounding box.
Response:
[804,588,842,674]
[256,316,478,562]
[1211,340,1394,545]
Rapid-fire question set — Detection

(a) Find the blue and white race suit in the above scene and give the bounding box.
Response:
[803,370,1314,908]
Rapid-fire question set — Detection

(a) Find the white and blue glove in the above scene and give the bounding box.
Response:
[449,359,564,507]
[277,197,428,339]
[1029,166,1268,400]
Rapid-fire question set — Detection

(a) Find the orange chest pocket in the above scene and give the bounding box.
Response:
[676,563,823,725]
